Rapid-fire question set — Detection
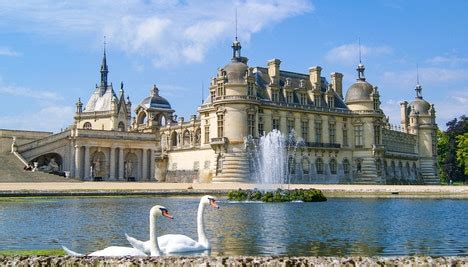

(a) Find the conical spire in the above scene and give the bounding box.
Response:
[100,36,109,95]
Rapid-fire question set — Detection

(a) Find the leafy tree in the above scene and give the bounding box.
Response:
[456,133,468,175]
[440,116,468,184]
[436,129,449,183]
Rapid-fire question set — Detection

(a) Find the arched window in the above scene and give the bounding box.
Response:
[406,162,410,177]
[398,161,403,178]
[183,130,191,146]
[316,158,324,174]
[384,160,388,176]
[302,158,310,175]
[83,122,92,129]
[412,162,417,178]
[171,132,177,147]
[160,115,166,126]
[343,159,350,174]
[391,161,396,177]
[288,157,296,174]
[329,158,337,174]
[118,121,125,132]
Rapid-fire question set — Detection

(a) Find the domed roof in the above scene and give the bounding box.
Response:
[345,63,375,103]
[409,98,430,115]
[224,60,248,83]
[345,80,374,103]
[139,84,172,109]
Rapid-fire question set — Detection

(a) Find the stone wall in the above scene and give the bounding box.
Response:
[382,128,416,154]
[165,170,198,183]
[0,256,465,267]
[0,129,52,153]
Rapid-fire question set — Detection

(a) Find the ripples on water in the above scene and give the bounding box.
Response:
[0,197,466,256]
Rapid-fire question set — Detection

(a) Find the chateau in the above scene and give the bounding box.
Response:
[2,39,439,184]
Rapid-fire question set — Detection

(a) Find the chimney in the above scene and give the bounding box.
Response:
[330,72,343,98]
[267,59,281,84]
[309,66,322,90]
[400,101,408,132]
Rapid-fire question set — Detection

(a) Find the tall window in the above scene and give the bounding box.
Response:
[373,98,379,110]
[272,118,280,130]
[314,95,321,107]
[328,96,334,108]
[300,93,307,105]
[118,121,125,131]
[83,122,92,129]
[302,158,310,175]
[247,82,254,96]
[217,82,224,97]
[217,114,224,137]
[272,91,279,102]
[343,124,348,147]
[329,158,337,174]
[355,125,363,146]
[329,123,336,144]
[343,159,350,174]
[288,157,296,174]
[247,114,255,136]
[204,125,210,144]
[286,92,293,103]
[316,158,324,174]
[210,91,215,102]
[301,120,308,142]
[258,116,264,136]
[374,125,380,144]
[315,121,322,143]
[287,119,294,134]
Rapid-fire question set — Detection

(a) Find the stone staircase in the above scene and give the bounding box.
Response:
[353,157,380,184]
[0,151,78,182]
[212,152,251,183]
[420,159,440,184]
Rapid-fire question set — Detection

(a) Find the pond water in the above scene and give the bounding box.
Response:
[0,196,466,256]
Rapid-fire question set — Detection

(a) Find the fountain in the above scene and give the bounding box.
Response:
[245,129,304,189]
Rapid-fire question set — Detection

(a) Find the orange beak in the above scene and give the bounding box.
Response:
[210,199,219,209]
[162,210,174,219]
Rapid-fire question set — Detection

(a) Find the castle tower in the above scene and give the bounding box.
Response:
[344,61,385,184]
[407,81,439,184]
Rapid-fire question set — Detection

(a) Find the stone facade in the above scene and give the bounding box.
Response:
[8,39,439,184]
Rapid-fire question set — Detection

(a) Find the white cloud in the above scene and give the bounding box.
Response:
[0,105,74,132]
[0,0,313,66]
[425,55,468,66]
[0,84,62,101]
[0,46,21,57]
[325,43,392,65]
[380,67,468,89]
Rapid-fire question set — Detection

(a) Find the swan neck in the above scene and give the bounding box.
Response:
[149,212,161,256]
[197,201,209,247]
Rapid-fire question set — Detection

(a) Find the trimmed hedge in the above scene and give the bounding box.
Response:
[227,188,327,202]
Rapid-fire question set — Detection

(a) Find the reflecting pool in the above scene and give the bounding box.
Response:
[0,197,466,256]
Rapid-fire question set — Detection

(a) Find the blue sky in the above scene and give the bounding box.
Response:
[0,0,467,132]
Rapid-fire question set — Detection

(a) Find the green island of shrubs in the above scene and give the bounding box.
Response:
[227,188,327,202]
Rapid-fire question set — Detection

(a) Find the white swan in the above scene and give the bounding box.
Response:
[126,195,219,254]
[62,205,173,257]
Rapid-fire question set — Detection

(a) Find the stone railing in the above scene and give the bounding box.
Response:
[260,100,352,114]
[76,129,155,141]
[214,95,260,101]
[382,128,416,154]
[210,137,228,145]
[17,131,70,152]
[286,140,341,149]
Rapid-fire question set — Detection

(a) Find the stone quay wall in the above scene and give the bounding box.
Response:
[0,256,466,267]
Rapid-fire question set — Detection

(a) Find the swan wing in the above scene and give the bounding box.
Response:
[62,246,83,256]
[88,246,147,257]
[158,234,207,253]
[125,233,150,253]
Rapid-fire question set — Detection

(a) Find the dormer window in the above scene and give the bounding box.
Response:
[286,92,293,103]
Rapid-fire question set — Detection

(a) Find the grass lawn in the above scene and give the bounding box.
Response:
[0,249,65,256]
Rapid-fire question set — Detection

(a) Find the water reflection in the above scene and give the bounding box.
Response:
[0,197,466,256]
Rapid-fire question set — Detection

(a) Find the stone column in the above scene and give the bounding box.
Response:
[118,147,124,180]
[149,149,155,181]
[109,147,116,180]
[83,146,90,180]
[74,145,81,179]
[70,142,76,177]
[142,148,148,181]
